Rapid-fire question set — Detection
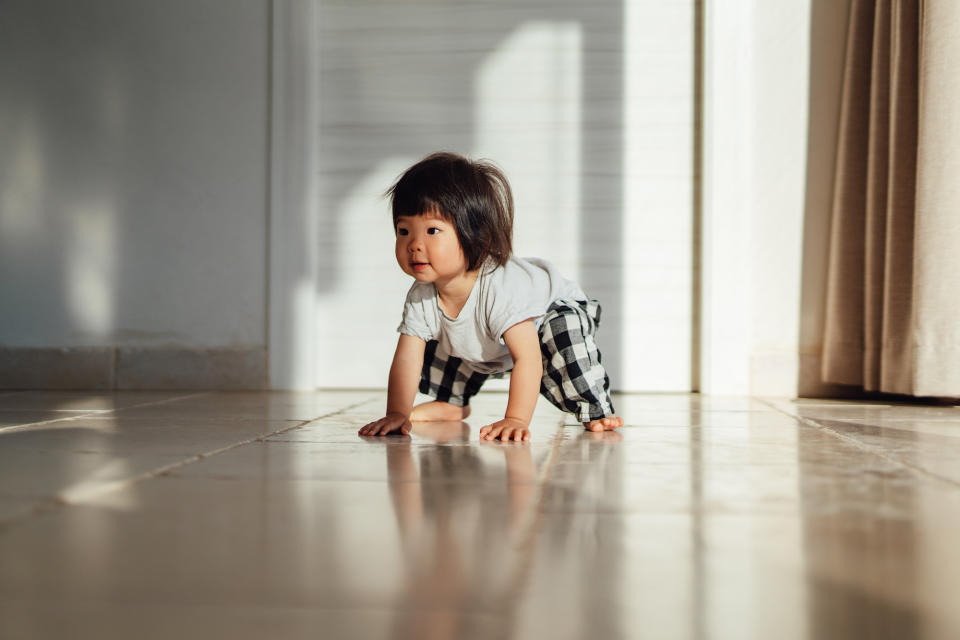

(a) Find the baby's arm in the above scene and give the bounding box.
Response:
[359,334,425,436]
[479,319,543,442]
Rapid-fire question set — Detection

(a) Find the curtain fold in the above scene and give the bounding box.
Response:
[822,0,959,397]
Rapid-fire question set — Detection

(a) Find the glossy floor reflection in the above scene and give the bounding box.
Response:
[1,390,959,639]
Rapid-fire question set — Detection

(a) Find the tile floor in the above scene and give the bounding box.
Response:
[1,390,959,639]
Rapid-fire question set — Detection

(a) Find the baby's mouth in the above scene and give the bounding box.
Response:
[411,261,430,271]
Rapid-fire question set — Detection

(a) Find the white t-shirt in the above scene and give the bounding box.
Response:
[397,256,586,374]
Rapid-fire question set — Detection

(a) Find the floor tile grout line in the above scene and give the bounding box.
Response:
[0,391,214,435]
[0,409,112,413]
[102,391,215,415]
[0,395,380,534]
[757,398,960,490]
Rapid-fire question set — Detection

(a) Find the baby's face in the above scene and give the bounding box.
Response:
[395,211,468,284]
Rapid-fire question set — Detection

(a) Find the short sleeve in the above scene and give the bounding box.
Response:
[483,264,548,344]
[396,283,438,342]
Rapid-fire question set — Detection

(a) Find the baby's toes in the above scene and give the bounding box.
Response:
[584,416,624,431]
[604,417,624,430]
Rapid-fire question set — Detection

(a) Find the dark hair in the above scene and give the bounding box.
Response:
[387,152,514,270]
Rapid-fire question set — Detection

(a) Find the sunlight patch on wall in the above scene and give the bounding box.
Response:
[66,201,117,340]
[314,160,414,388]
[473,21,582,280]
[473,20,583,391]
[312,21,585,389]
[0,113,45,242]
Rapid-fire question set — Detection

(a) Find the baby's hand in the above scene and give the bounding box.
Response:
[479,418,530,442]
[359,412,411,437]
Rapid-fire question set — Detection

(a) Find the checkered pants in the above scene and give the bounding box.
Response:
[418,300,615,422]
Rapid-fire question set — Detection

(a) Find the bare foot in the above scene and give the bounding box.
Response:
[410,401,471,421]
[582,429,623,443]
[583,416,624,432]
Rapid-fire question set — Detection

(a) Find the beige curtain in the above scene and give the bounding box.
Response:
[823,0,960,397]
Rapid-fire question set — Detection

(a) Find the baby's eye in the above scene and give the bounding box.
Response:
[397,228,409,236]
[427,227,440,235]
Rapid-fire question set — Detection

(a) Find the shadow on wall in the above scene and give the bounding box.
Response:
[313,0,624,388]
[0,3,124,350]
[798,0,856,398]
[1,1,270,389]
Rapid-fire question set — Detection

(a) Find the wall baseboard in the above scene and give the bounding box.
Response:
[0,347,267,390]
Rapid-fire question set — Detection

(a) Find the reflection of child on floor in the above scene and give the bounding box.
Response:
[385,422,537,639]
[382,422,623,640]
[359,152,623,441]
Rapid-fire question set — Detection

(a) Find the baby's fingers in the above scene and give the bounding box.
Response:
[480,424,504,441]
[359,417,405,437]
[358,421,378,436]
[506,427,530,442]
[378,420,406,436]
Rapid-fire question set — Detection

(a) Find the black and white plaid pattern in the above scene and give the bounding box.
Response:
[418,299,615,422]
[537,300,614,421]
[418,339,500,407]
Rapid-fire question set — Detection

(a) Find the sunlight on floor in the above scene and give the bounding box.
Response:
[1,389,959,639]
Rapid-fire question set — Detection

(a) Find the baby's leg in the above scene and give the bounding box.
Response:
[411,401,471,421]
[414,340,488,420]
[537,300,622,430]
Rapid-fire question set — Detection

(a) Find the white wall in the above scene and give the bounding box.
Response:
[0,0,270,388]
[747,0,812,396]
[0,0,851,395]
[747,0,852,397]
[274,0,697,392]
[704,0,850,396]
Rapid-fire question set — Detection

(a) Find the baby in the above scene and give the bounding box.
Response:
[359,152,623,441]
